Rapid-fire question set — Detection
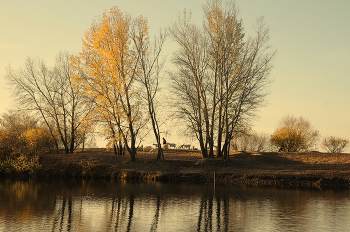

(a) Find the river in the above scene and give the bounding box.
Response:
[1,179,350,231]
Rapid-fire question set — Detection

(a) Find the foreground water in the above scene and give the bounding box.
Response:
[1,179,350,232]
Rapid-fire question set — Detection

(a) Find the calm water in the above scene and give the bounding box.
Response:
[1,179,350,232]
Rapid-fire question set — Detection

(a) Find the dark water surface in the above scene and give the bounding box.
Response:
[1,179,350,232]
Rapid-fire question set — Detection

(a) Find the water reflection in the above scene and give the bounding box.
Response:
[1,179,350,231]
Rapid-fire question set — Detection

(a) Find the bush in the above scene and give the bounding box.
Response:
[322,136,349,153]
[231,131,272,152]
[0,154,41,175]
[270,115,319,152]
[20,127,54,155]
[0,111,37,158]
[0,111,55,159]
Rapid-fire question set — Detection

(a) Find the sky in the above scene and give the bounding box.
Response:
[1,0,350,150]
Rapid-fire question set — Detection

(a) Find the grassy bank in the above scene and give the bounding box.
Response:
[2,148,350,189]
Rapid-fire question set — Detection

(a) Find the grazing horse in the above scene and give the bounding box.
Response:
[167,143,176,149]
[180,144,191,149]
[143,146,152,152]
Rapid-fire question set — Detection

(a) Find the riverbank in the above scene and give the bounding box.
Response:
[2,148,350,188]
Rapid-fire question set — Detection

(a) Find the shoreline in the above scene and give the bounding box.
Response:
[1,149,350,189]
[3,169,349,189]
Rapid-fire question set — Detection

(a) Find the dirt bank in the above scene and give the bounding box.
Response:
[8,149,350,189]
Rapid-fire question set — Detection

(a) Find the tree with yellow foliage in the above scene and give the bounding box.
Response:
[20,127,53,155]
[270,115,319,152]
[0,111,37,157]
[0,111,56,158]
[71,7,152,161]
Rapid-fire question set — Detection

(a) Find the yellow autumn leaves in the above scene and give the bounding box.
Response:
[270,116,319,152]
[71,6,151,160]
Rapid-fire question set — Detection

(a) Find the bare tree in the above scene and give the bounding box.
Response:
[6,51,94,154]
[101,117,125,155]
[322,136,349,153]
[230,131,270,152]
[169,0,275,158]
[133,27,167,159]
[169,9,210,158]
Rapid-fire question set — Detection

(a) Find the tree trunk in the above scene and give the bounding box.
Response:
[118,140,124,155]
[223,140,228,159]
[82,134,85,152]
[199,133,208,158]
[69,133,75,154]
[157,145,164,160]
[63,143,69,155]
[216,116,223,157]
[113,142,117,155]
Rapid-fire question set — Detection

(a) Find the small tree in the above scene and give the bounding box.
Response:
[0,111,37,157]
[231,131,270,152]
[322,136,349,153]
[0,111,56,158]
[270,115,319,152]
[20,127,54,155]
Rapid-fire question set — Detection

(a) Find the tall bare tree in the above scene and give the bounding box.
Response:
[6,51,94,154]
[169,9,211,158]
[169,0,275,158]
[133,28,167,159]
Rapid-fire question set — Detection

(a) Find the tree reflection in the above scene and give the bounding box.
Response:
[126,192,135,232]
[197,190,213,231]
[196,186,230,232]
[59,196,66,231]
[50,195,73,231]
[105,195,122,231]
[0,179,56,223]
[223,193,229,232]
[150,194,162,232]
[2,180,350,231]
[215,190,230,232]
[67,196,73,231]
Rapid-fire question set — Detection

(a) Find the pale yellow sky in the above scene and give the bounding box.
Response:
[1,0,350,149]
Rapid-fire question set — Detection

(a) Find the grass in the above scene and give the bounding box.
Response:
[3,148,350,188]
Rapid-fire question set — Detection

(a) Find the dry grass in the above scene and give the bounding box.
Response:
[39,148,350,174]
[3,147,350,188]
[32,149,350,187]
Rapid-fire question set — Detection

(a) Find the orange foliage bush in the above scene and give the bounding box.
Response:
[270,115,319,152]
[0,111,36,157]
[20,127,53,155]
[0,111,54,158]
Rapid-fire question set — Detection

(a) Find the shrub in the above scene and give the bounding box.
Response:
[322,136,349,153]
[0,111,37,158]
[0,154,41,175]
[20,127,54,155]
[270,115,319,152]
[0,111,55,159]
[231,131,271,152]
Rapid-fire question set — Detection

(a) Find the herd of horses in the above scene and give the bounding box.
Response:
[139,143,195,152]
